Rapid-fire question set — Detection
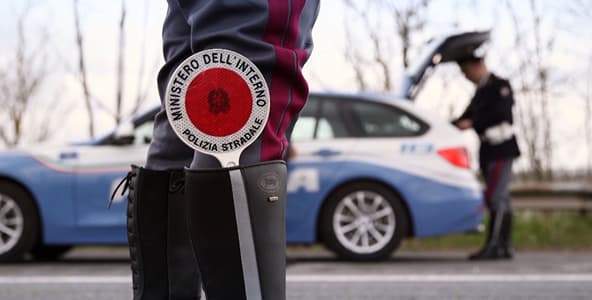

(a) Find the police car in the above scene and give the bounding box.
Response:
[0,32,488,261]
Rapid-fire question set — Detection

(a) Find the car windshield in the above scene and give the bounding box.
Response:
[93,108,158,146]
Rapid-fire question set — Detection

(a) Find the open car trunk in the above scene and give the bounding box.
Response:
[400,31,490,101]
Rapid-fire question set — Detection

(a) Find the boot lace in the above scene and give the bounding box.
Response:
[108,171,133,208]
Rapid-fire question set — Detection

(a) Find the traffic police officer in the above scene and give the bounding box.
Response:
[453,54,521,260]
[117,1,320,299]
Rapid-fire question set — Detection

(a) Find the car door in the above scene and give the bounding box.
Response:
[291,96,354,158]
[288,96,355,241]
[294,96,429,161]
[72,120,153,240]
[290,95,431,187]
[286,95,429,242]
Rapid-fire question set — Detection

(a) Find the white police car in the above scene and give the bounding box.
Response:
[0,32,487,261]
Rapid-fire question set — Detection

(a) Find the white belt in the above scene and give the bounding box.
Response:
[481,122,514,145]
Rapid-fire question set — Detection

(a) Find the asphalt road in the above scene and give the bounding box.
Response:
[1,247,591,300]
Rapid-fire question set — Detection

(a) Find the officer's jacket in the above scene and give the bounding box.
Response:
[457,73,521,163]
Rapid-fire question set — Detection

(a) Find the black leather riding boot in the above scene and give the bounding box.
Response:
[127,166,168,300]
[469,211,502,260]
[499,212,514,259]
[166,170,202,299]
[185,161,287,300]
[126,166,201,300]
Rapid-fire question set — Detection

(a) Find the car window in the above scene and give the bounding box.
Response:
[134,121,154,145]
[291,118,316,141]
[291,97,319,142]
[291,97,352,141]
[317,100,349,139]
[350,101,426,137]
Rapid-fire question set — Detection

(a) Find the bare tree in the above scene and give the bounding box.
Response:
[564,0,592,176]
[565,0,592,18]
[73,0,95,138]
[386,0,430,69]
[530,0,554,178]
[130,0,152,115]
[114,0,127,126]
[586,60,592,176]
[504,0,556,179]
[71,0,155,132]
[0,8,60,147]
[343,23,369,91]
[342,0,432,92]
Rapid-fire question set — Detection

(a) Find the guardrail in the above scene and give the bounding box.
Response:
[511,182,592,213]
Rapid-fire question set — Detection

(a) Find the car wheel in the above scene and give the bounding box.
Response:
[0,182,39,262]
[320,182,409,261]
[30,245,73,261]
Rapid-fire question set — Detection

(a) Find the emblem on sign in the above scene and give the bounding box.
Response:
[165,49,270,167]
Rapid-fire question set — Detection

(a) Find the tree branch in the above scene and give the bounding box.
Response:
[114,0,126,126]
[73,0,95,138]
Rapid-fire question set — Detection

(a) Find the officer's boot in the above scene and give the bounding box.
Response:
[125,166,201,300]
[499,211,514,259]
[166,170,202,299]
[469,211,503,260]
[185,161,287,300]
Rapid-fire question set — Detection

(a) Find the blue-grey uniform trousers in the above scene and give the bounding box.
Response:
[481,159,513,213]
[146,0,320,170]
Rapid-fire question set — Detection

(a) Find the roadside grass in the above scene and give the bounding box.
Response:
[402,211,592,251]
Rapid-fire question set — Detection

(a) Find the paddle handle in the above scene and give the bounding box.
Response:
[214,151,243,168]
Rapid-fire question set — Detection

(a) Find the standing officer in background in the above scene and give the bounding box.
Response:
[453,53,520,260]
[117,1,320,299]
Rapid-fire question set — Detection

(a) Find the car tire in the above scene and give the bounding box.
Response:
[0,181,40,262]
[320,182,409,261]
[30,245,73,261]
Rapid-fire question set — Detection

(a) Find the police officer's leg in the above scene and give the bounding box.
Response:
[484,161,496,239]
[172,0,319,299]
[470,159,501,260]
[488,160,514,261]
[499,206,514,258]
[470,159,513,260]
[498,161,515,258]
[125,166,201,300]
[185,161,287,300]
[126,1,201,299]
[124,166,169,300]
[470,159,494,259]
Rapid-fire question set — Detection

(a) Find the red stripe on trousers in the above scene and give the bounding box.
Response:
[484,160,506,208]
[261,0,309,161]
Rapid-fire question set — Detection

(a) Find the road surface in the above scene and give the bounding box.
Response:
[0,247,591,299]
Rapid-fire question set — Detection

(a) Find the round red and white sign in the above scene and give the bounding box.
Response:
[165,49,270,165]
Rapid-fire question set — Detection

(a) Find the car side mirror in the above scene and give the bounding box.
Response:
[113,121,135,146]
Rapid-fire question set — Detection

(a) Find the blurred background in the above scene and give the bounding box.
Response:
[1,0,591,177]
[0,1,591,299]
[2,0,591,247]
